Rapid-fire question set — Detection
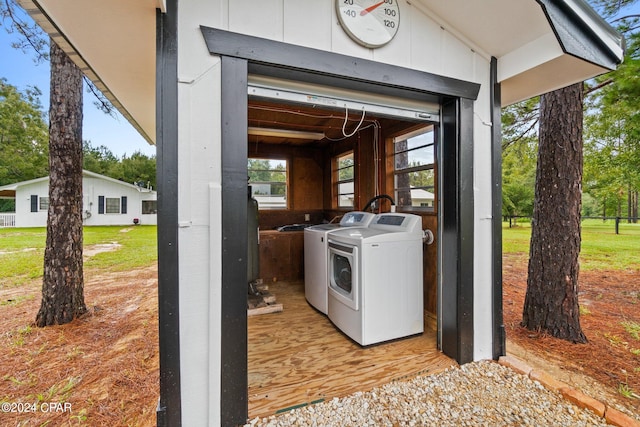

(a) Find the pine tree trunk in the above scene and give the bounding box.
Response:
[521,83,587,343]
[35,39,86,327]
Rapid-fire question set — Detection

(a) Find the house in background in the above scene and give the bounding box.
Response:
[0,170,157,227]
[410,188,435,208]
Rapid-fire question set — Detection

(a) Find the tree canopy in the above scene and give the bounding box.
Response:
[584,31,640,218]
[0,78,48,185]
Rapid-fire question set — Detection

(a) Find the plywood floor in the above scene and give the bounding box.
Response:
[248,281,456,418]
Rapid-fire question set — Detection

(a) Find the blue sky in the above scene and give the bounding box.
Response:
[0,23,155,158]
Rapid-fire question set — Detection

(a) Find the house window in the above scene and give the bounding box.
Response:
[393,125,436,210]
[142,200,157,214]
[39,197,49,211]
[334,151,354,208]
[248,158,287,210]
[106,197,120,214]
[98,196,127,214]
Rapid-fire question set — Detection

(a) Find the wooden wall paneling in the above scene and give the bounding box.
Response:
[357,126,377,209]
[292,156,323,210]
[324,136,355,211]
[259,231,305,282]
[322,149,333,211]
[422,214,438,315]
[259,231,290,282]
[384,130,395,201]
[290,232,304,279]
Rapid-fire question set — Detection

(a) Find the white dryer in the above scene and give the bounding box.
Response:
[327,213,424,345]
[304,211,375,314]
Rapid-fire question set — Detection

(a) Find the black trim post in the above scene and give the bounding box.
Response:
[490,57,506,360]
[200,26,480,102]
[536,0,623,70]
[440,97,474,364]
[458,97,474,364]
[440,99,458,359]
[156,3,181,426]
[220,56,249,426]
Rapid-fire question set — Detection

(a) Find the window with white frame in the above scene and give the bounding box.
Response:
[248,158,288,210]
[393,125,436,210]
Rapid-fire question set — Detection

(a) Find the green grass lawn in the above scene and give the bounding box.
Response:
[503,219,640,270]
[0,225,157,288]
[1,219,636,289]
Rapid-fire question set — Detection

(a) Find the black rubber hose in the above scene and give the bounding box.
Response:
[363,194,396,212]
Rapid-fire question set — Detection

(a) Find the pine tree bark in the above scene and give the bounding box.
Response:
[35,39,86,327]
[521,83,587,343]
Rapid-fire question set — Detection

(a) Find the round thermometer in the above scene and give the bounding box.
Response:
[336,0,400,48]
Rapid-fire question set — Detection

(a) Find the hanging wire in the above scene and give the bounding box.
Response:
[372,120,381,196]
[342,106,366,137]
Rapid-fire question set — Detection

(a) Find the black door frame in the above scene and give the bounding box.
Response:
[197,27,479,426]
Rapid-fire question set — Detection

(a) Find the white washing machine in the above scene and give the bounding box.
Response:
[304,211,376,314]
[327,213,424,345]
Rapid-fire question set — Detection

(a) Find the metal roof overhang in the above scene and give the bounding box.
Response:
[17,0,623,144]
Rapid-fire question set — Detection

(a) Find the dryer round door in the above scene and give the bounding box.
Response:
[328,241,359,310]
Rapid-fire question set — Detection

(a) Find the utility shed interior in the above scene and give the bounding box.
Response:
[246,80,440,317]
[244,79,446,416]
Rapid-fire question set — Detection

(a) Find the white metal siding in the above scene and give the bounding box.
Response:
[472,61,495,361]
[15,181,49,227]
[176,14,223,418]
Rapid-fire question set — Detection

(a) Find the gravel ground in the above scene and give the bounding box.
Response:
[244,360,610,427]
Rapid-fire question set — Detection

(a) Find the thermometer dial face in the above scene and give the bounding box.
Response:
[336,0,400,48]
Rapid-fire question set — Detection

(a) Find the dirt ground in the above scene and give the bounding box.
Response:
[1,253,639,425]
[0,263,159,426]
[504,252,640,420]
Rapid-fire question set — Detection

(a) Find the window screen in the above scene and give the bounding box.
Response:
[393,125,436,210]
[248,158,288,210]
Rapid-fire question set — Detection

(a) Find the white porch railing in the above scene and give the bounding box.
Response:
[0,213,16,228]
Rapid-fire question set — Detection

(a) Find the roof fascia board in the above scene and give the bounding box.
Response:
[0,170,153,193]
[561,0,624,58]
[0,176,49,191]
[537,0,624,70]
[82,170,156,192]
